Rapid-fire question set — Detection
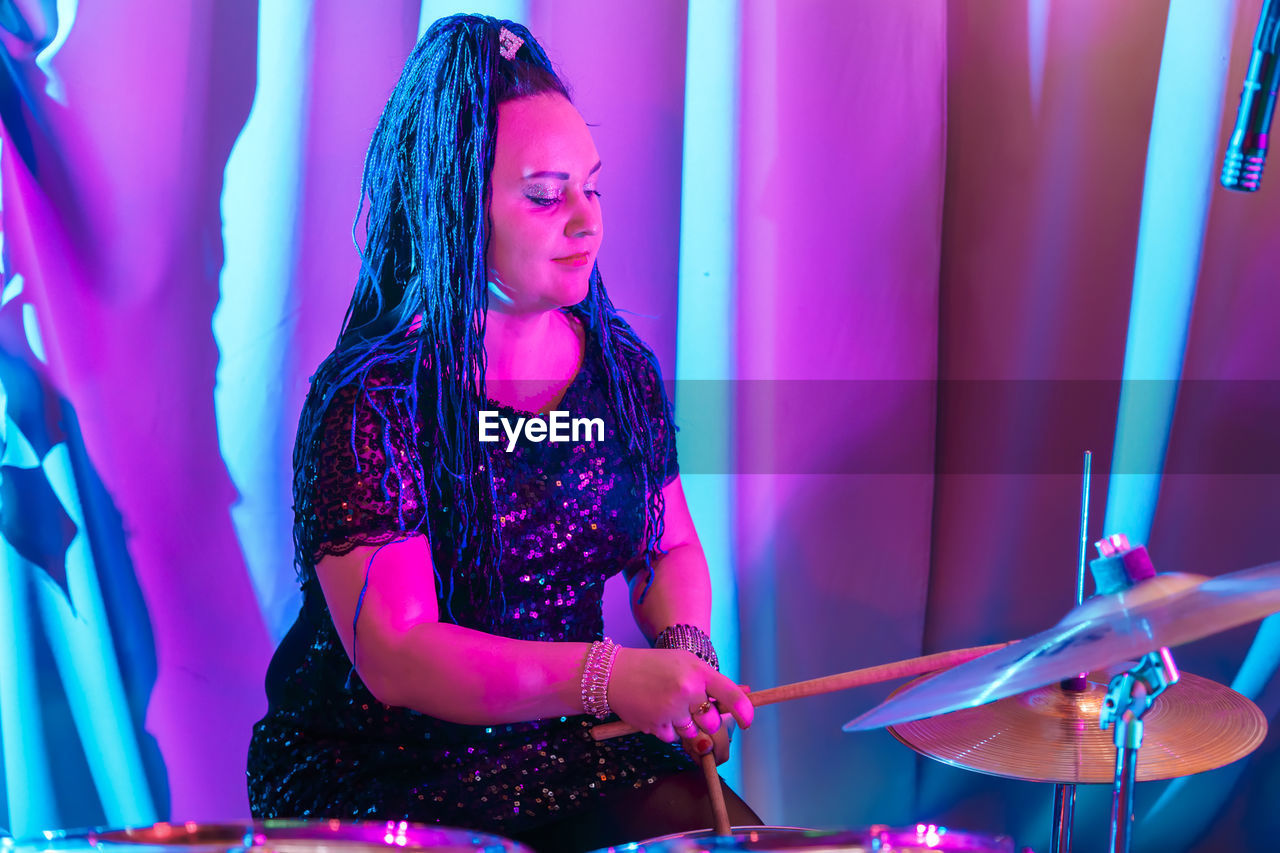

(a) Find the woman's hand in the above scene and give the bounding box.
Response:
[606,647,753,745]
[682,712,737,764]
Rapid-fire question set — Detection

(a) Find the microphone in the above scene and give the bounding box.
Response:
[1222,0,1280,191]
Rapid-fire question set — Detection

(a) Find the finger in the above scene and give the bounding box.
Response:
[680,732,714,763]
[703,669,750,705]
[690,699,722,734]
[713,727,731,764]
[696,725,731,765]
[673,716,699,740]
[651,722,678,744]
[704,673,754,729]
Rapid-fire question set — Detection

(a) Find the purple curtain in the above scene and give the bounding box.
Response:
[734,0,945,827]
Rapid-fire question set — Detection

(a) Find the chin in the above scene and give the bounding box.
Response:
[557,277,592,308]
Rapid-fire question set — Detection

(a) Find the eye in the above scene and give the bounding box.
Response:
[524,183,563,206]
[586,189,603,199]
[526,192,562,207]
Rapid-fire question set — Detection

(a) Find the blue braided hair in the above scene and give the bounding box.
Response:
[294,14,672,618]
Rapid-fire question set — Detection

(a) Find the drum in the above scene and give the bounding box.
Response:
[593,823,1015,852]
[8,821,532,853]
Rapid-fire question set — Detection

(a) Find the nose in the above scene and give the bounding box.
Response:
[566,191,600,239]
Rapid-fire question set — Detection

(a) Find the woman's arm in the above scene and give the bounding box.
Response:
[623,475,752,759]
[316,537,586,724]
[626,474,712,641]
[315,531,751,737]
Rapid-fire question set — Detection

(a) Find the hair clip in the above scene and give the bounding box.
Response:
[498,27,524,61]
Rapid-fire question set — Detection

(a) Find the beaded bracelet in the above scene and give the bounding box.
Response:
[580,638,621,719]
[654,623,720,671]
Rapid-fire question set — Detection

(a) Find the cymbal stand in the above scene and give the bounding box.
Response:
[1051,451,1092,853]
[1100,646,1179,853]
[1051,777,1077,853]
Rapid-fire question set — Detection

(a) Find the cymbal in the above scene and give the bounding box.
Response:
[845,561,1280,731]
[887,669,1267,783]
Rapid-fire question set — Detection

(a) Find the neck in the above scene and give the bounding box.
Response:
[484,308,568,381]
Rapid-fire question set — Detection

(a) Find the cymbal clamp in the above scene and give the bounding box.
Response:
[1100,646,1179,736]
[1101,674,1145,735]
[1103,646,1179,853]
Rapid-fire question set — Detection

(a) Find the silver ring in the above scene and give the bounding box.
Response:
[674,718,696,733]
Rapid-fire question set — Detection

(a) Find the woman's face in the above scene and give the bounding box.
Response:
[486,93,603,315]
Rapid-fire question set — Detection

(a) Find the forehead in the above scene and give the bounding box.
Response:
[492,94,599,173]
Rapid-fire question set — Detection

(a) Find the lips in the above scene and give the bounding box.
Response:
[552,252,591,267]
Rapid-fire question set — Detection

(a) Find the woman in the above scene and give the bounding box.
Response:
[246,15,759,852]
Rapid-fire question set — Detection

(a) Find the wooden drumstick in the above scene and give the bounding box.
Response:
[590,643,1007,741]
[698,747,732,836]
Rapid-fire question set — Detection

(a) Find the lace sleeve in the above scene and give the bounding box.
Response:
[305,366,429,563]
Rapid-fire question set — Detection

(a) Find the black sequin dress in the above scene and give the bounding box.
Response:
[246,323,694,834]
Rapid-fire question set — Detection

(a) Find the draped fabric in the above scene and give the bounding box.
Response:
[733,0,945,829]
[2,2,1278,851]
[912,4,1280,851]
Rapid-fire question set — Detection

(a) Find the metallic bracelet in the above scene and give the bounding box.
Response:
[654,623,720,671]
[580,638,621,719]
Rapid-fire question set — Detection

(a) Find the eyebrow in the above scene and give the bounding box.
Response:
[523,161,603,180]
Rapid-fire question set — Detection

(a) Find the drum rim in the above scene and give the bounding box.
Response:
[592,822,1016,852]
[12,820,532,853]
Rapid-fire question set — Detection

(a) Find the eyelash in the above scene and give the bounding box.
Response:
[527,189,603,207]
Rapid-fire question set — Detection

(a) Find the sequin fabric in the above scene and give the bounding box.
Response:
[246,326,690,834]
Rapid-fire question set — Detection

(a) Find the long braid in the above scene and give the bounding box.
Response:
[294,15,674,618]
[572,268,673,599]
